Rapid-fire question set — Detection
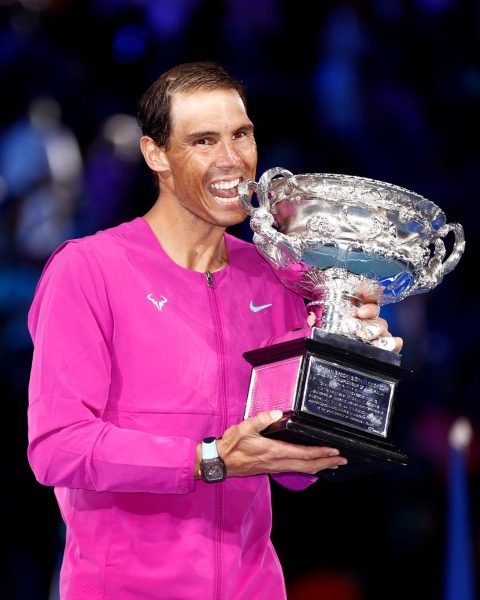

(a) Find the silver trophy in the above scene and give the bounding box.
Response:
[239,168,465,481]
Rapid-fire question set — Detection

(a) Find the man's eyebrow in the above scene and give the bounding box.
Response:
[235,123,255,134]
[184,123,254,143]
[184,130,218,142]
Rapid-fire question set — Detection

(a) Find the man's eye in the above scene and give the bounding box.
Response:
[234,131,247,139]
[195,138,214,146]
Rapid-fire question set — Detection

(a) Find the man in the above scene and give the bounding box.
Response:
[27,62,402,599]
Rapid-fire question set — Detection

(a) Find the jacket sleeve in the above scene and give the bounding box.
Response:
[27,242,197,495]
[271,473,317,490]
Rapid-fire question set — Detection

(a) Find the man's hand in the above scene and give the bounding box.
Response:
[212,410,347,478]
[355,302,403,352]
[307,301,403,353]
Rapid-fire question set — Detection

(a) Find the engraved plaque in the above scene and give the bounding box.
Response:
[301,356,395,437]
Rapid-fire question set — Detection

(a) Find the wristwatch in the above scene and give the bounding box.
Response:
[200,437,227,483]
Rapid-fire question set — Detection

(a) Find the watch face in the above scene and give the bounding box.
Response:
[202,460,226,482]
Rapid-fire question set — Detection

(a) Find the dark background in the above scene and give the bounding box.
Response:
[0,1,478,599]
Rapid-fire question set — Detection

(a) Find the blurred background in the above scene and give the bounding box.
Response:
[0,0,478,599]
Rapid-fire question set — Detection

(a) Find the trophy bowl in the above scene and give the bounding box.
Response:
[238,168,465,481]
[239,167,465,333]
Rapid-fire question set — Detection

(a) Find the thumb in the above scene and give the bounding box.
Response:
[249,410,283,433]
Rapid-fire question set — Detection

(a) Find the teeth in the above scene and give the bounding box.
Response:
[213,195,239,204]
[210,178,240,190]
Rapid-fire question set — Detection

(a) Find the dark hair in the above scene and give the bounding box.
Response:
[137,61,247,149]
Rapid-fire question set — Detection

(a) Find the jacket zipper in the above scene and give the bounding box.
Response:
[205,270,214,288]
[205,270,227,600]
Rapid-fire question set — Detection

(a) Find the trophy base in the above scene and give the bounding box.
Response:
[263,413,407,481]
[243,329,411,481]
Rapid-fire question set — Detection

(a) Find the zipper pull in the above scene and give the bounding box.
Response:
[205,271,214,288]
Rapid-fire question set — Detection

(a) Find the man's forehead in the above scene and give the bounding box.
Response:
[170,89,250,129]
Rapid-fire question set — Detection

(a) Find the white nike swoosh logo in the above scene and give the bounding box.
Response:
[250,300,273,313]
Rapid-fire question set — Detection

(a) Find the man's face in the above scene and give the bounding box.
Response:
[161,88,257,228]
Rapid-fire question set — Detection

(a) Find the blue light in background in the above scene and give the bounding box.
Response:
[372,0,403,20]
[112,24,147,64]
[145,0,200,40]
[415,0,454,14]
[443,419,476,600]
[0,27,20,67]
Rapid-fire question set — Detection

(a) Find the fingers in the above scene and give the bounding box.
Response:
[341,316,388,339]
[263,438,342,461]
[356,322,382,341]
[222,412,348,476]
[356,302,381,320]
[247,409,284,434]
[256,439,348,474]
[285,455,348,474]
[354,317,388,341]
[373,335,403,353]
[354,303,403,354]
[337,315,403,353]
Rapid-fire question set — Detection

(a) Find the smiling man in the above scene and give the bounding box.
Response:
[139,85,257,270]
[27,62,401,600]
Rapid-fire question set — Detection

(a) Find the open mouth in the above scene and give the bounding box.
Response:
[208,177,241,204]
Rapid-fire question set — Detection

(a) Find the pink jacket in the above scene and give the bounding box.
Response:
[28,217,313,599]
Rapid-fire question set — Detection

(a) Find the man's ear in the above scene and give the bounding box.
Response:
[140,136,171,178]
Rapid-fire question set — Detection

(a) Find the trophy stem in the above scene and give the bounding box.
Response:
[305,269,363,336]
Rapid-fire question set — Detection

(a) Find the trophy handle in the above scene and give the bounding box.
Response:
[238,179,259,215]
[411,221,465,294]
[437,222,465,276]
[239,169,303,267]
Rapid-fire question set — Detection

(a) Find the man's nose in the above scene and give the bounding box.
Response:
[215,140,241,166]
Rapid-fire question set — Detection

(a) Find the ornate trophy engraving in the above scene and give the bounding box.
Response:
[239,168,465,481]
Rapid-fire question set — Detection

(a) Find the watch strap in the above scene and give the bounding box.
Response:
[199,437,227,483]
[202,436,219,460]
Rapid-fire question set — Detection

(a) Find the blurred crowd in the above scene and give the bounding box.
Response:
[0,1,478,599]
